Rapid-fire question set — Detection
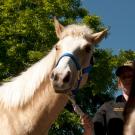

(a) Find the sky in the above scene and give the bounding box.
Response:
[82,0,135,54]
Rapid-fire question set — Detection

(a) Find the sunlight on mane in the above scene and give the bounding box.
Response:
[0,49,56,108]
[60,24,93,39]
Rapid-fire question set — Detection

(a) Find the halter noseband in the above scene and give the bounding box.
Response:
[55,52,93,95]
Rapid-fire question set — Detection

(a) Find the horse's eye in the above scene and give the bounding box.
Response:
[84,45,91,53]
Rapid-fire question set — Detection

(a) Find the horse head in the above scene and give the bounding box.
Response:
[50,18,107,93]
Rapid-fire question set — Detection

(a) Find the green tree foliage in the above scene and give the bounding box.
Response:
[0,0,135,134]
[49,110,83,135]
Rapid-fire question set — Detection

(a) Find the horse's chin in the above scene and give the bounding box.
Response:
[54,87,72,94]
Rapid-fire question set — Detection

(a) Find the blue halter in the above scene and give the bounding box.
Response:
[55,52,93,95]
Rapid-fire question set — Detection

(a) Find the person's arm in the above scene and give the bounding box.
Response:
[81,103,107,135]
[81,114,93,135]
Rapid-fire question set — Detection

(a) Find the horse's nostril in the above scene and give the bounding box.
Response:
[63,71,71,83]
[51,72,54,80]
[51,72,59,81]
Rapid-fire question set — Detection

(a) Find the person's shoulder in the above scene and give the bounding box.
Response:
[98,100,114,111]
[102,96,126,110]
[102,100,115,107]
[101,95,125,107]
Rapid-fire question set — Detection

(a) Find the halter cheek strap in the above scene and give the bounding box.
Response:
[55,52,93,95]
[72,65,92,95]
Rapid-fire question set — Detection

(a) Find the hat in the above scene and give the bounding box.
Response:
[116,60,135,76]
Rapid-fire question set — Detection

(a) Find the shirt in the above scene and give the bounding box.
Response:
[93,95,126,135]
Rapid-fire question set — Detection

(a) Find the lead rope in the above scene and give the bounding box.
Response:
[67,92,94,135]
[67,92,84,117]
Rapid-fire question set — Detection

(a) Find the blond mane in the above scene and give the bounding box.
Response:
[0,48,56,108]
[60,24,93,39]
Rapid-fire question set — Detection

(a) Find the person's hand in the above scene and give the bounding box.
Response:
[80,114,93,135]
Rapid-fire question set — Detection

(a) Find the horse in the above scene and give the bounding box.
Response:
[0,18,107,135]
[123,61,135,135]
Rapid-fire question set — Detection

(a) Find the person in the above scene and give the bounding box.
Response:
[81,60,135,135]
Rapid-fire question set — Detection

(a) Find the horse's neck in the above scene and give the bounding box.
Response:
[0,48,56,108]
[0,48,69,134]
[124,73,135,135]
[15,49,68,134]
[124,109,135,135]
[19,80,68,134]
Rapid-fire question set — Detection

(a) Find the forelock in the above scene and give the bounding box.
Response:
[60,24,93,39]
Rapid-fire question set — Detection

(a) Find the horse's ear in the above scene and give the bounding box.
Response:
[91,29,108,45]
[54,17,64,39]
